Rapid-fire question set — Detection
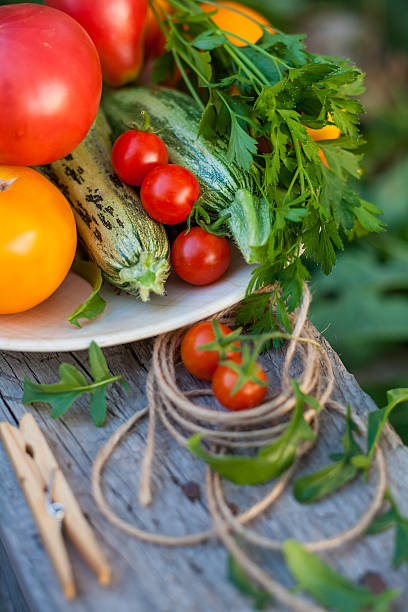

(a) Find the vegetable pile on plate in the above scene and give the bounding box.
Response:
[0,0,384,330]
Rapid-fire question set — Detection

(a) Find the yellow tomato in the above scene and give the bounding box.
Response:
[0,166,77,314]
[200,1,274,47]
[305,113,341,141]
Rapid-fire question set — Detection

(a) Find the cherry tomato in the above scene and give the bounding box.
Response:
[0,166,77,314]
[212,357,268,411]
[181,322,239,381]
[112,131,168,187]
[141,165,200,225]
[200,1,274,47]
[171,227,231,286]
[0,4,102,166]
[46,0,148,87]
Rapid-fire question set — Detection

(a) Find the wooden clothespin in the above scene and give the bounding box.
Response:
[0,413,111,599]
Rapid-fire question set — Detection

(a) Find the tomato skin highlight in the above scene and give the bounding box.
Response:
[171,227,231,286]
[212,358,268,411]
[46,0,148,87]
[0,166,77,314]
[181,321,239,381]
[112,131,168,187]
[0,4,102,166]
[141,165,200,225]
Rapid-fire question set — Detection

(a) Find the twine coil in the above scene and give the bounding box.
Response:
[91,285,387,610]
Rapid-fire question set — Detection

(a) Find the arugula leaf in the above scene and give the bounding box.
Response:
[227,555,273,610]
[68,259,106,328]
[22,341,127,426]
[187,380,318,485]
[283,540,399,612]
[366,491,408,568]
[293,405,363,503]
[366,388,408,460]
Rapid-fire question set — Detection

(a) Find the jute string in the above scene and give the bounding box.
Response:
[91,285,387,610]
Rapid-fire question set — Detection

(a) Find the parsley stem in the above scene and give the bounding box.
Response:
[173,51,205,110]
[224,43,268,88]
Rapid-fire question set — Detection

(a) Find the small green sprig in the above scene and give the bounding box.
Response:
[293,405,363,503]
[22,342,128,426]
[367,490,408,569]
[187,379,319,485]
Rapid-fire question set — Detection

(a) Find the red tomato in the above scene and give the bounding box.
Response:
[46,0,148,87]
[212,357,268,411]
[112,131,168,187]
[144,0,169,60]
[141,165,200,225]
[171,227,231,286]
[181,322,239,381]
[0,4,102,166]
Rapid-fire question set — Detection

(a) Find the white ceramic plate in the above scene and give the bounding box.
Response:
[0,250,254,352]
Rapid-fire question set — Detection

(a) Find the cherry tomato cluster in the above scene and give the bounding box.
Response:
[112,129,231,286]
[181,321,268,411]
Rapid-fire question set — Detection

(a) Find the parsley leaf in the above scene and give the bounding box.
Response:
[187,380,318,485]
[283,540,399,612]
[22,341,128,426]
[67,259,106,328]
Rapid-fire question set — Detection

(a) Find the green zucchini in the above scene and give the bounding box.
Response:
[49,109,170,301]
[102,86,271,264]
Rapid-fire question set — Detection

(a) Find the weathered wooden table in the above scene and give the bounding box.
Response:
[1,333,407,611]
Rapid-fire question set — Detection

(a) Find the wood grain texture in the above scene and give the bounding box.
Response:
[0,332,407,612]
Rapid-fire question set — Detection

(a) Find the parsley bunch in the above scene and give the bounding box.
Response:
[150,0,385,323]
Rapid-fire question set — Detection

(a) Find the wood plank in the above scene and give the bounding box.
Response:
[0,538,30,612]
[0,333,407,611]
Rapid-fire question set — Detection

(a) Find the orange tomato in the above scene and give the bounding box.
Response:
[0,166,77,314]
[305,113,341,141]
[200,1,274,46]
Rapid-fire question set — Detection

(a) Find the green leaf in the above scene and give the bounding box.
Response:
[192,30,226,50]
[68,259,106,328]
[366,508,398,536]
[366,492,408,569]
[90,387,107,427]
[89,340,110,382]
[227,114,258,171]
[293,405,362,503]
[187,379,317,485]
[367,388,408,460]
[293,461,359,504]
[227,555,273,610]
[22,342,127,426]
[283,540,399,612]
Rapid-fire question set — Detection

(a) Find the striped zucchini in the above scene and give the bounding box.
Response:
[102,87,271,264]
[49,109,170,301]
